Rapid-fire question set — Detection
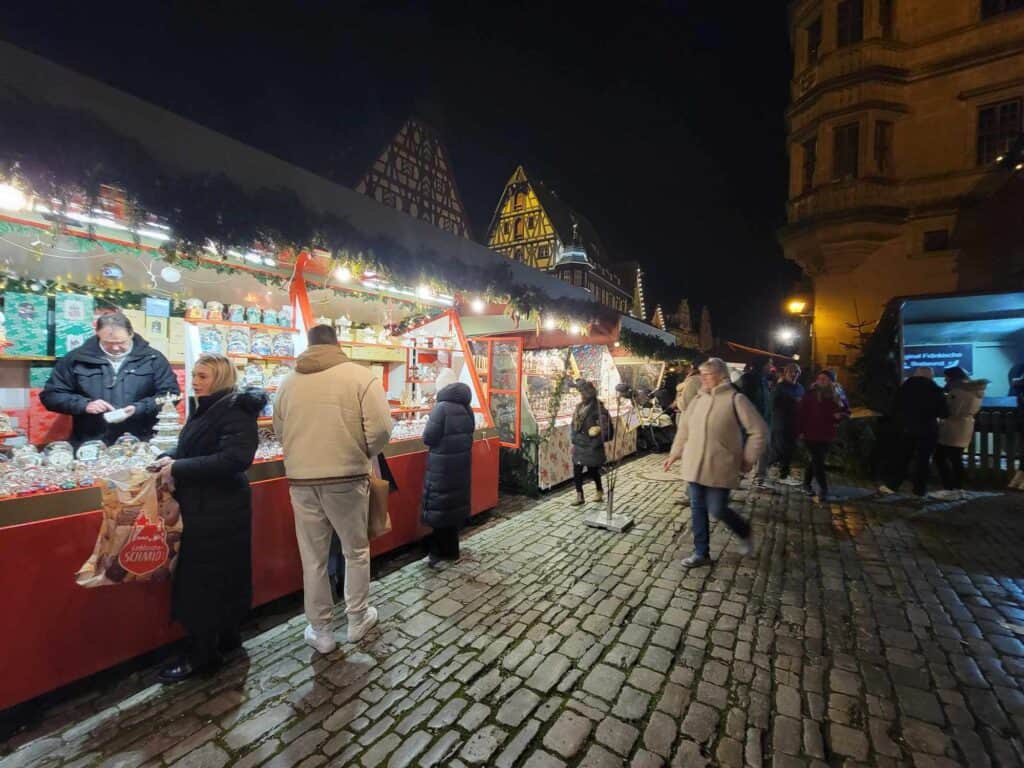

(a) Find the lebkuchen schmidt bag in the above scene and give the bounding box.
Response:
[76,470,182,587]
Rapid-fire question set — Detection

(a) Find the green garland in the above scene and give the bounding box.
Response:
[0,98,619,326]
[618,327,700,362]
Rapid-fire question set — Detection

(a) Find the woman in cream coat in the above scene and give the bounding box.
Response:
[664,358,768,567]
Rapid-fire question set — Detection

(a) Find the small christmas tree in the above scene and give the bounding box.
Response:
[150,393,183,453]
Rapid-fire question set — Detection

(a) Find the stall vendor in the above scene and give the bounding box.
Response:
[40,312,180,445]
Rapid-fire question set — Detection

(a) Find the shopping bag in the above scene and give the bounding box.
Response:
[368,476,392,539]
[76,471,183,587]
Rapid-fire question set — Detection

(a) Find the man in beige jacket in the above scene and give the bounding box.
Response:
[274,324,393,654]
[664,358,768,567]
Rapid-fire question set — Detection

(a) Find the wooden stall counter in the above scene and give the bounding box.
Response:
[0,429,499,711]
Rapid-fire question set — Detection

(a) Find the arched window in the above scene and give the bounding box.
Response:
[514,191,527,210]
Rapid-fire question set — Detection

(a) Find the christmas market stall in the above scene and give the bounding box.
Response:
[0,41,625,710]
[460,311,667,491]
[0,208,501,710]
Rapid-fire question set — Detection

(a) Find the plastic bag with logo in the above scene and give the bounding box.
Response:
[75,469,183,587]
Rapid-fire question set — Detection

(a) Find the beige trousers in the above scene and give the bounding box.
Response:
[290,479,370,630]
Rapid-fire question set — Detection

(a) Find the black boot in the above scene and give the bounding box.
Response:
[158,657,196,683]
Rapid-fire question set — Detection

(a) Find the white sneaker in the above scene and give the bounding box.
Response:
[304,624,337,655]
[347,606,379,644]
[779,477,802,487]
[878,485,896,496]
[737,535,754,557]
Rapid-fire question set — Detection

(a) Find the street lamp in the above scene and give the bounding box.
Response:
[776,328,798,345]
[786,298,807,315]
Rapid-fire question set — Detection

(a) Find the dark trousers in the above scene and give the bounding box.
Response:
[774,433,797,478]
[573,464,603,493]
[935,445,965,490]
[688,483,750,558]
[189,625,241,669]
[803,440,831,496]
[888,433,938,496]
[429,526,461,560]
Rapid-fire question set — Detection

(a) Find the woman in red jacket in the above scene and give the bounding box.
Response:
[798,370,850,502]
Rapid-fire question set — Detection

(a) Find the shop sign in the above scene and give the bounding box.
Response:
[903,343,973,376]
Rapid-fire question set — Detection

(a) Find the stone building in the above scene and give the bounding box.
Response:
[781,1,1024,371]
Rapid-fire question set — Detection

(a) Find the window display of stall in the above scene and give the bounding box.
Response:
[468,337,523,448]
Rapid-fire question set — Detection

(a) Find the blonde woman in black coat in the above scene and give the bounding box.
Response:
[153,353,265,682]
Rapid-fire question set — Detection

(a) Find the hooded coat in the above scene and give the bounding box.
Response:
[939,379,988,448]
[421,383,475,528]
[168,388,265,634]
[273,344,392,483]
[40,334,180,445]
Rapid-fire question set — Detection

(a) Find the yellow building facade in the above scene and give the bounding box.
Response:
[781,1,1024,371]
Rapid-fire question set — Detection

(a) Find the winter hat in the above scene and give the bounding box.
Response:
[943,366,969,382]
[816,369,836,382]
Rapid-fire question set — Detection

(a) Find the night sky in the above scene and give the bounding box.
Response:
[5,1,800,342]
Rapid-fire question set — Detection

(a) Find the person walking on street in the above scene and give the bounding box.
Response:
[739,356,773,489]
[41,312,180,445]
[274,325,392,654]
[933,366,987,498]
[797,370,849,504]
[570,380,611,506]
[880,367,949,498]
[152,353,265,682]
[421,378,476,566]
[771,364,805,486]
[673,365,703,506]
[664,358,768,567]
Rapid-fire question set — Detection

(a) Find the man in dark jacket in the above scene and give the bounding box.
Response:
[881,366,949,497]
[40,313,179,445]
[422,381,476,565]
[771,363,805,485]
[739,356,774,488]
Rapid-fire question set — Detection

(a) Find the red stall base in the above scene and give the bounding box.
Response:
[0,436,499,711]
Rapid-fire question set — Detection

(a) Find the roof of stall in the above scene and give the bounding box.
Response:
[0,42,600,308]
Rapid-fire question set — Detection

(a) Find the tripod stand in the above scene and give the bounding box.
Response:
[583,391,636,533]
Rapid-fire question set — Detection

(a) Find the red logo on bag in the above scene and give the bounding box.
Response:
[118,514,169,576]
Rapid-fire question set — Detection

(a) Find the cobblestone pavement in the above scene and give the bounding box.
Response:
[4,454,1024,767]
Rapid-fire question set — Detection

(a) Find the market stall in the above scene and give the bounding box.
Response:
[461,312,638,491]
[0,208,498,711]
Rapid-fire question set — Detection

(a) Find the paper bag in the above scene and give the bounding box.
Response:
[368,476,392,539]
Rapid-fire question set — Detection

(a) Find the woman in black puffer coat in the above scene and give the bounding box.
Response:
[421,382,475,565]
[153,353,265,682]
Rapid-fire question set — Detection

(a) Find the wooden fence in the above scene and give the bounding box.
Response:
[969,409,1022,478]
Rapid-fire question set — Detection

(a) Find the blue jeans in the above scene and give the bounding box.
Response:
[688,483,751,558]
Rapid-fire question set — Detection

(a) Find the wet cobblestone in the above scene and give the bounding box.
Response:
[5,456,1024,766]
